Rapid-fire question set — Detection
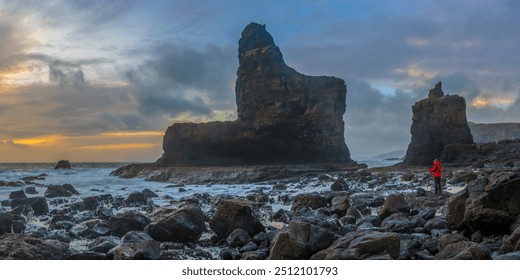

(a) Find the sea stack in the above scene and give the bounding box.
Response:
[403,82,474,165]
[156,23,354,166]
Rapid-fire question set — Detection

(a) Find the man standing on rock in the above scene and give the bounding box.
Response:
[429,159,442,195]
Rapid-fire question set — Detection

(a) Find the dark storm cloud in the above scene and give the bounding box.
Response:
[345,79,417,157]
[125,43,236,117]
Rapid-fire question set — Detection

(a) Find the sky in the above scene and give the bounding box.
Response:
[1,0,520,163]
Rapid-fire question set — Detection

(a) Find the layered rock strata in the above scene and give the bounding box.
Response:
[469,122,520,143]
[403,82,474,165]
[156,23,353,166]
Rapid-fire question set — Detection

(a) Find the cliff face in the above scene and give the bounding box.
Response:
[157,23,353,166]
[403,82,474,165]
[469,122,520,143]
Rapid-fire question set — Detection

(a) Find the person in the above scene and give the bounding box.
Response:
[429,159,442,195]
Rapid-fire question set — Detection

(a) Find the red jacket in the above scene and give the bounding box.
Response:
[429,161,442,178]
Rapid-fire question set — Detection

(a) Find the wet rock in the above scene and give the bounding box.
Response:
[54,160,71,169]
[438,233,468,251]
[0,233,69,259]
[69,219,111,239]
[141,188,159,198]
[25,186,38,194]
[88,236,122,253]
[9,190,27,199]
[499,227,520,254]
[209,199,265,240]
[330,195,350,217]
[291,193,328,211]
[10,197,48,216]
[83,194,113,211]
[424,218,448,233]
[0,212,13,235]
[109,240,161,260]
[330,178,349,191]
[44,184,80,198]
[49,215,75,231]
[122,192,149,207]
[312,230,400,260]
[227,228,252,248]
[122,231,154,243]
[381,213,413,233]
[146,204,205,243]
[494,252,520,260]
[108,210,151,237]
[241,250,267,260]
[269,220,335,260]
[378,193,410,220]
[434,241,491,260]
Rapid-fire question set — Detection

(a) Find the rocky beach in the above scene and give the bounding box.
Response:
[1,160,520,260]
[2,22,520,261]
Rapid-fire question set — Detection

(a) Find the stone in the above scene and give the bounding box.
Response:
[311,230,400,260]
[156,22,354,166]
[378,193,410,220]
[330,178,349,191]
[403,82,474,165]
[291,193,328,211]
[146,204,206,243]
[44,184,80,198]
[209,199,265,239]
[330,195,350,217]
[54,160,71,169]
[269,220,335,259]
[122,192,149,207]
[0,233,69,260]
[434,241,491,260]
[108,210,151,237]
[227,228,252,248]
[381,213,413,233]
[9,190,27,199]
[10,197,49,216]
[0,212,13,235]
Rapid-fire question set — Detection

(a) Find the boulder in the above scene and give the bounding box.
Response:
[54,160,71,169]
[499,227,520,254]
[0,212,13,235]
[330,178,349,191]
[156,22,354,166]
[108,210,151,237]
[378,193,410,220]
[269,220,335,260]
[446,172,520,234]
[434,241,491,260]
[9,191,27,199]
[311,230,400,260]
[291,193,328,211]
[403,82,474,165]
[381,213,413,233]
[330,195,350,217]
[146,204,206,242]
[122,192,149,207]
[0,233,69,259]
[10,197,48,216]
[209,199,264,239]
[227,228,252,248]
[44,184,80,198]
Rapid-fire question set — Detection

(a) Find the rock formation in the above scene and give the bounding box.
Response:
[403,82,474,165]
[469,122,520,143]
[54,160,71,169]
[156,23,353,166]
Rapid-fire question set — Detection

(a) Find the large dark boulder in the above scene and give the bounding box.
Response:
[109,210,151,237]
[403,82,474,165]
[0,233,69,259]
[10,197,49,216]
[54,160,71,169]
[0,212,13,235]
[44,184,80,198]
[268,220,335,260]
[446,172,520,234]
[209,199,264,240]
[146,204,205,243]
[378,193,410,220]
[156,22,354,166]
[311,230,400,260]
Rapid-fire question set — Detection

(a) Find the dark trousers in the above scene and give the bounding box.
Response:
[434,177,442,194]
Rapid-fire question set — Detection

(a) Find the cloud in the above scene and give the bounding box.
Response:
[124,43,236,117]
[0,140,29,149]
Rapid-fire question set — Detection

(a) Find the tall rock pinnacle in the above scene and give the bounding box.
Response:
[156,23,354,166]
[403,82,474,165]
